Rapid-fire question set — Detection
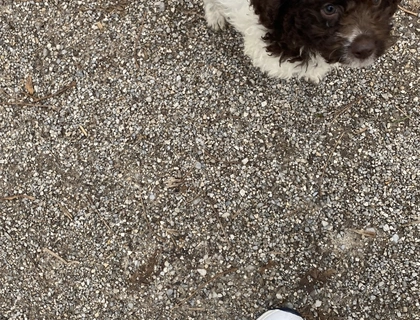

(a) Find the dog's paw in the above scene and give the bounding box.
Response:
[303,75,321,84]
[204,4,226,30]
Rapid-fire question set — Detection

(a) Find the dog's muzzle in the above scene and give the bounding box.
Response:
[350,34,376,60]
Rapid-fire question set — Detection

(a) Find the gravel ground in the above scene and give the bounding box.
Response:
[0,1,419,319]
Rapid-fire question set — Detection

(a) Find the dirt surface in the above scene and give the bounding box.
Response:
[1,1,419,320]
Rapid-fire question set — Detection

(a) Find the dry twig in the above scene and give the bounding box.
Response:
[402,219,420,227]
[2,101,56,109]
[267,251,284,255]
[42,248,80,266]
[32,81,76,103]
[332,96,362,123]
[58,202,73,220]
[398,5,419,16]
[355,127,368,134]
[3,80,76,110]
[79,125,88,137]
[394,104,411,119]
[350,229,377,238]
[139,193,152,230]
[0,194,35,201]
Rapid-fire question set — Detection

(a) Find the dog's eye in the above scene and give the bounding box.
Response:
[322,4,337,15]
[372,0,381,5]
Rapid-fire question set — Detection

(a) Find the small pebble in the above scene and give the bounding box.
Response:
[197,269,207,276]
[391,234,399,244]
[314,300,322,308]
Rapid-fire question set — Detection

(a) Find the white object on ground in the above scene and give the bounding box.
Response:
[257,308,304,320]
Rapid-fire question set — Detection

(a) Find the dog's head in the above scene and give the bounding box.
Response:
[251,0,400,67]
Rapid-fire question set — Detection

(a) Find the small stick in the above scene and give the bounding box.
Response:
[231,207,244,220]
[350,229,376,238]
[267,251,283,255]
[394,105,411,119]
[139,193,152,230]
[58,203,73,220]
[42,248,79,265]
[174,267,238,308]
[0,194,35,201]
[213,207,230,245]
[332,96,362,123]
[3,80,77,109]
[355,127,368,134]
[398,5,419,16]
[402,219,420,227]
[32,81,76,103]
[2,101,56,109]
[79,125,88,137]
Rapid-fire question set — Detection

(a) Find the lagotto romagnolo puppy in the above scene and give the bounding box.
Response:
[203,0,400,82]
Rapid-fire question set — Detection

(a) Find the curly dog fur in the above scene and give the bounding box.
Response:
[204,0,400,82]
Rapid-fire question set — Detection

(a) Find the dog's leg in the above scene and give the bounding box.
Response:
[204,0,226,30]
[244,34,333,82]
[241,26,298,80]
[301,56,336,84]
[242,26,334,82]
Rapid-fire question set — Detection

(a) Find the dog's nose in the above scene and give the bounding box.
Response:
[351,35,376,60]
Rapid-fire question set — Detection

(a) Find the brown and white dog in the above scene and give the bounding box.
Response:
[204,0,400,82]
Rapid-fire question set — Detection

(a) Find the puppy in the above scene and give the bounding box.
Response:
[204,0,400,82]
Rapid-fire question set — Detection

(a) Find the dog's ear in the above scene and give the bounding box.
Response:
[250,0,289,28]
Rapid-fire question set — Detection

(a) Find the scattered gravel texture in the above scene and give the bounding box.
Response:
[1,1,419,320]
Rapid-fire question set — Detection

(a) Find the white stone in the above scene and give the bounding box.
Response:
[391,234,399,243]
[197,269,207,276]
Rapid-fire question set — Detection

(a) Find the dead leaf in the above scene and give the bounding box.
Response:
[165,177,188,193]
[299,268,336,292]
[25,75,35,95]
[258,260,276,274]
[165,177,184,188]
[129,250,161,289]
